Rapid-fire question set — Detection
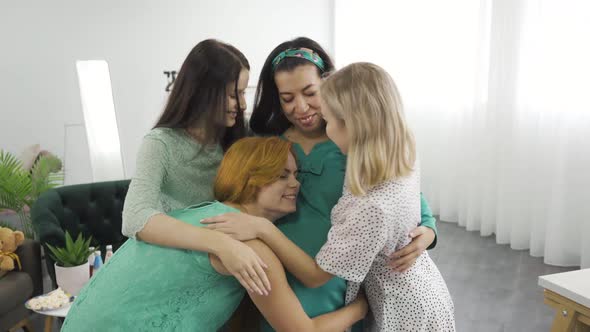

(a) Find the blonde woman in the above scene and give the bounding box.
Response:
[204,63,455,331]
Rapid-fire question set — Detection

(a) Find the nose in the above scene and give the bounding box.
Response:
[239,94,247,111]
[290,176,301,189]
[294,96,309,114]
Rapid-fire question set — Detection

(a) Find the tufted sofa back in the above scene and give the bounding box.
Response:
[31,180,130,287]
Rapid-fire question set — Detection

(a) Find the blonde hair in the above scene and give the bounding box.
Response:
[320,62,416,196]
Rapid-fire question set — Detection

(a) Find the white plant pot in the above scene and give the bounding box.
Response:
[54,261,89,296]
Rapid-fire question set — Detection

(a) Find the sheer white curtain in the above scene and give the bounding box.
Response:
[335,0,590,268]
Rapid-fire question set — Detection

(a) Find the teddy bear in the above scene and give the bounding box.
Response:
[0,227,25,278]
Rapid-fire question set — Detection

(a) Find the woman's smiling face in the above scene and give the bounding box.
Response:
[274,64,325,135]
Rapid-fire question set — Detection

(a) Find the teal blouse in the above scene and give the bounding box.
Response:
[261,139,437,331]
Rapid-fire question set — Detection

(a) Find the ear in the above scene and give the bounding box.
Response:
[14,231,25,246]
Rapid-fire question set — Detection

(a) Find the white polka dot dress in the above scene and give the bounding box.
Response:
[316,166,455,331]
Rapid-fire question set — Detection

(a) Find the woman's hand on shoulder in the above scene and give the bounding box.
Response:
[201,212,272,241]
[216,236,272,296]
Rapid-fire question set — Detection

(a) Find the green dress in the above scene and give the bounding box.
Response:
[122,128,223,239]
[261,139,437,332]
[62,202,245,332]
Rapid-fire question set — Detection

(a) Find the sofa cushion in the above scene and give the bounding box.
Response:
[32,180,130,249]
[0,271,34,313]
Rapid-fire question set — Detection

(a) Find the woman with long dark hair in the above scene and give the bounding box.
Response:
[121,39,270,294]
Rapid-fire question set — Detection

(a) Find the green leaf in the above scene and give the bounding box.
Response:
[46,231,92,267]
[65,231,74,251]
[0,150,63,239]
[46,244,65,263]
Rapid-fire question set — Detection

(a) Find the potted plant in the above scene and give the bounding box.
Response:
[0,148,63,238]
[46,231,92,295]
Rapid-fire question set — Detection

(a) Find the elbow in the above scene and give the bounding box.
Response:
[120,215,137,239]
[121,229,134,239]
[287,320,352,332]
[121,207,156,240]
[277,321,315,332]
[302,274,331,288]
[303,279,324,289]
[120,222,134,239]
[300,267,333,288]
[120,221,134,238]
[131,221,152,242]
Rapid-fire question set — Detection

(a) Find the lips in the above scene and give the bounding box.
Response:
[298,113,317,126]
[282,194,297,200]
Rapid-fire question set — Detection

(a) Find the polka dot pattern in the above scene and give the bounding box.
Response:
[316,166,455,331]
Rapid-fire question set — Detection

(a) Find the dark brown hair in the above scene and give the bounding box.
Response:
[155,39,249,150]
[249,37,335,136]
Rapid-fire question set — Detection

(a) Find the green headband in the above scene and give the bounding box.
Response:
[271,49,326,72]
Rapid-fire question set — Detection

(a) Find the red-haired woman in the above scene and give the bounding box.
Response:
[61,137,367,332]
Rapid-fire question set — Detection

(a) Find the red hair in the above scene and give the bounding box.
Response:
[214,137,293,204]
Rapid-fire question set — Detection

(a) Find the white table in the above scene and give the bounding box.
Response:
[539,269,590,332]
[31,303,71,332]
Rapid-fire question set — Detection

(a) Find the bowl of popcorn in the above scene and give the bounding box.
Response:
[25,288,74,311]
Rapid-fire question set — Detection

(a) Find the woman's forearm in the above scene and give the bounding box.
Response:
[258,224,332,288]
[137,214,232,255]
[309,299,366,332]
[246,240,365,332]
[419,193,438,249]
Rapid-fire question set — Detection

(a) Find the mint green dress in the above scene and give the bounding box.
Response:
[61,202,245,332]
[261,139,437,332]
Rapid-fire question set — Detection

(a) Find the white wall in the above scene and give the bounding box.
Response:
[0,0,334,183]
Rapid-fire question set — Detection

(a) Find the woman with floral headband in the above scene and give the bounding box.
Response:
[202,37,440,331]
